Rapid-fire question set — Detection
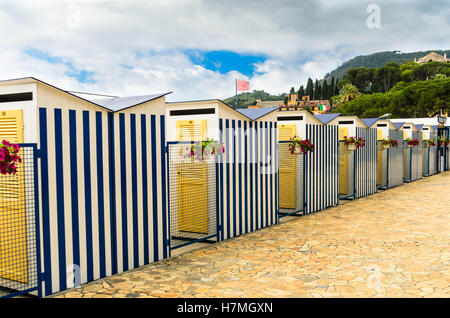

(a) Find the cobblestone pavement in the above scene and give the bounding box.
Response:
[56,172,450,298]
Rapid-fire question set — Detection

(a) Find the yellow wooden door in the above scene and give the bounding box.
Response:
[177,163,208,233]
[176,119,208,233]
[278,124,297,209]
[339,127,349,195]
[377,148,383,185]
[376,129,383,185]
[0,109,28,283]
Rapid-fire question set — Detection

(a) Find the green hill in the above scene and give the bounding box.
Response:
[222,90,286,109]
[324,50,450,82]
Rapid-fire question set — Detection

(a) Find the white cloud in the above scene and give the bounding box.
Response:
[0,0,448,101]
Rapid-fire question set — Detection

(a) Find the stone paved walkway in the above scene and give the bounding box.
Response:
[56,172,450,298]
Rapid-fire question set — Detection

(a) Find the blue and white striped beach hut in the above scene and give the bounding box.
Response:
[327,115,377,200]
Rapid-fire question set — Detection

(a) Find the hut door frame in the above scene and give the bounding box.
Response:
[0,143,41,298]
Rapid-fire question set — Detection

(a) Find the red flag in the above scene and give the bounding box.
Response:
[236,79,250,91]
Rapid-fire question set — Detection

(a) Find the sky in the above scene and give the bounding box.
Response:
[0,0,448,101]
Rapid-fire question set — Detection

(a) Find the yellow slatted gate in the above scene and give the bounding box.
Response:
[278,124,297,210]
[0,110,40,297]
[376,129,386,188]
[338,127,349,195]
[168,119,217,250]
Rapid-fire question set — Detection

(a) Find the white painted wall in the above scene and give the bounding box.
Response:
[0,83,38,143]
[165,103,220,142]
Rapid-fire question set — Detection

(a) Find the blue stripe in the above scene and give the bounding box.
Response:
[95,112,106,278]
[150,115,159,261]
[249,121,254,232]
[237,120,242,236]
[232,120,237,236]
[269,122,273,225]
[219,119,224,241]
[264,121,268,226]
[254,122,259,229]
[244,121,248,233]
[107,113,117,275]
[140,115,149,264]
[82,111,94,281]
[130,114,139,268]
[225,119,230,239]
[259,122,264,226]
[54,109,67,291]
[274,122,279,221]
[160,115,168,259]
[118,113,128,271]
[68,110,80,275]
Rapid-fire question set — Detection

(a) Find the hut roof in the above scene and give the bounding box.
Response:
[314,113,340,124]
[236,106,280,120]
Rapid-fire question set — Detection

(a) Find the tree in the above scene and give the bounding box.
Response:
[330,84,362,109]
[374,62,401,92]
[314,79,320,100]
[334,77,449,117]
[322,80,328,100]
[341,67,376,93]
[290,87,295,94]
[298,85,305,99]
[305,78,314,99]
[329,76,336,97]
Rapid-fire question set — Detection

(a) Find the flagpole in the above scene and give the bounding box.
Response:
[235,78,238,108]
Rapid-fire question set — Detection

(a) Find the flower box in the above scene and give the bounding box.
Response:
[343,136,365,151]
[425,139,436,147]
[289,136,314,155]
[347,143,357,151]
[185,139,225,162]
[406,138,419,147]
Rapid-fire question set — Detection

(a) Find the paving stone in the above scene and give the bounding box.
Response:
[55,172,450,298]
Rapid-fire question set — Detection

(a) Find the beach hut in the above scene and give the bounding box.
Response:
[400,123,423,182]
[373,119,404,189]
[275,110,322,216]
[326,116,377,200]
[0,77,172,297]
[165,101,279,244]
[421,125,438,176]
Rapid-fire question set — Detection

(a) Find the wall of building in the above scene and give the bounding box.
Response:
[0,82,38,143]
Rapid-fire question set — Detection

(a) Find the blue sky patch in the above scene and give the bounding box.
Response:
[184,50,266,77]
[23,48,96,84]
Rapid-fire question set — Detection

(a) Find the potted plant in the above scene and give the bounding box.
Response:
[406,138,419,148]
[438,138,446,147]
[288,136,314,154]
[0,140,22,175]
[425,139,436,147]
[446,139,450,147]
[380,138,396,149]
[389,139,399,148]
[184,138,225,161]
[343,136,365,151]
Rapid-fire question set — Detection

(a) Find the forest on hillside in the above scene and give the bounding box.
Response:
[323,50,450,83]
[332,61,450,118]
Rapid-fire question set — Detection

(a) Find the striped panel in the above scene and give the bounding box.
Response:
[410,131,423,181]
[305,125,339,214]
[355,127,377,199]
[387,130,404,188]
[218,119,278,241]
[38,108,167,297]
[111,113,167,273]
